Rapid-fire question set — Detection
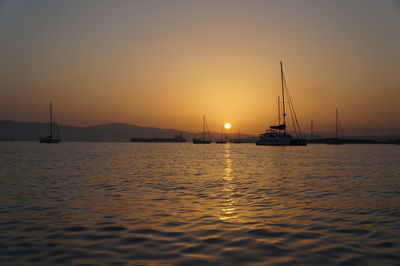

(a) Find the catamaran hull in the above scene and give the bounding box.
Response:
[256,132,292,146]
[256,132,307,146]
[256,140,290,146]
[256,139,308,146]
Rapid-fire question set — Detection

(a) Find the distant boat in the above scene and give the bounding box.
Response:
[256,62,307,146]
[130,133,186,142]
[216,126,227,144]
[40,101,61,143]
[326,108,344,145]
[231,129,242,143]
[193,115,212,144]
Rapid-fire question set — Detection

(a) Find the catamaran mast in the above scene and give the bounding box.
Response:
[278,96,281,131]
[280,61,287,134]
[203,114,205,139]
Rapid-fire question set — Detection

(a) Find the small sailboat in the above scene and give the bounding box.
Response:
[193,114,212,144]
[231,129,242,143]
[326,108,344,145]
[256,62,307,146]
[40,101,62,143]
[216,125,227,144]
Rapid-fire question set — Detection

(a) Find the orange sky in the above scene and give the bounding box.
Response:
[1,0,399,135]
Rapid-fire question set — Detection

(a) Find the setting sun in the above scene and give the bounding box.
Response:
[224,123,231,129]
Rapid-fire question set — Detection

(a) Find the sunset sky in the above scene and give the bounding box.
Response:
[1,0,399,135]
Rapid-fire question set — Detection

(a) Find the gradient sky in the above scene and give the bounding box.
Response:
[1,0,399,135]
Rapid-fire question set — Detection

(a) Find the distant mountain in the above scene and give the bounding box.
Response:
[0,121,255,142]
[0,121,195,142]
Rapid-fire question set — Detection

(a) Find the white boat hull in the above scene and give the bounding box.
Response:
[256,132,292,146]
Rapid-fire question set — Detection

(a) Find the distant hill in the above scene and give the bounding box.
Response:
[0,121,254,142]
[0,121,195,142]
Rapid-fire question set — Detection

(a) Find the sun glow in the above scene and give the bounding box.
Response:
[224,122,231,129]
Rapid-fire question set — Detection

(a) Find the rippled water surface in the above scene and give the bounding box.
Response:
[1,142,399,265]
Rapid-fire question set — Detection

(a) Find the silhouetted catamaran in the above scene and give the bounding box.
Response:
[326,108,344,145]
[256,62,307,146]
[193,114,212,144]
[39,102,61,143]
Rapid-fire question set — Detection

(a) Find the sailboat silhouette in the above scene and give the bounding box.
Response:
[39,101,61,143]
[193,115,212,144]
[256,62,307,146]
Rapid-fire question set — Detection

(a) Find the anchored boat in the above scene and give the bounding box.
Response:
[215,125,227,144]
[326,108,344,145]
[256,62,307,146]
[193,115,212,144]
[39,101,62,143]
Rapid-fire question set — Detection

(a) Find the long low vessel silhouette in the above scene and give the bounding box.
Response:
[130,133,186,143]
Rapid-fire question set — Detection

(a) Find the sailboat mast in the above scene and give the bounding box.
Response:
[280,61,287,134]
[203,114,205,139]
[278,96,281,130]
[49,101,53,137]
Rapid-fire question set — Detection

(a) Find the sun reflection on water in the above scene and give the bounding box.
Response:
[220,144,238,221]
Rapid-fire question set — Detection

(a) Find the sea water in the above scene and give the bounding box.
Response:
[0,142,399,265]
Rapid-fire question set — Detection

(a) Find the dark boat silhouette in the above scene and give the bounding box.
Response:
[216,125,227,144]
[193,115,212,144]
[231,129,243,143]
[39,102,61,143]
[256,62,307,146]
[326,108,344,145]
